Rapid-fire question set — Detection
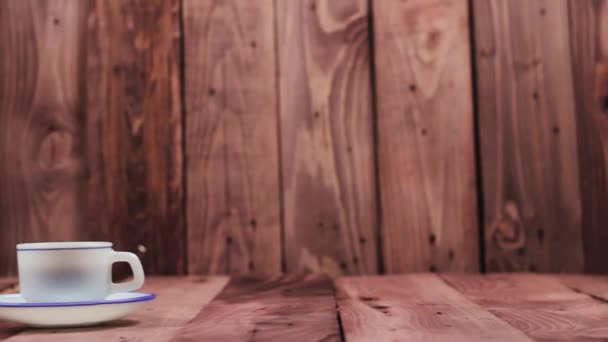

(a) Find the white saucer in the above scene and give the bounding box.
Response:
[0,292,155,327]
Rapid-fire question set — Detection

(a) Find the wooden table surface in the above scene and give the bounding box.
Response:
[1,274,608,341]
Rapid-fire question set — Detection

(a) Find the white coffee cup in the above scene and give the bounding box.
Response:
[17,242,145,303]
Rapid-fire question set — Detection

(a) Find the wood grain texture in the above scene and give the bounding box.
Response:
[277,0,378,275]
[0,0,87,276]
[171,275,340,341]
[473,0,583,272]
[373,0,478,272]
[85,0,184,275]
[337,274,532,341]
[184,0,281,275]
[443,273,608,341]
[4,277,229,341]
[568,0,608,274]
[557,275,608,301]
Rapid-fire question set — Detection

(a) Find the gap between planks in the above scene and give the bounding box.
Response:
[555,274,608,303]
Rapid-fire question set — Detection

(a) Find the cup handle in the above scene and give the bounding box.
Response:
[109,251,145,294]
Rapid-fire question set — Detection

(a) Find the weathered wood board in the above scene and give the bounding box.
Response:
[172,275,340,341]
[443,273,608,341]
[184,0,282,275]
[278,0,378,275]
[0,0,88,276]
[337,274,532,341]
[85,0,185,275]
[373,0,479,272]
[568,0,608,274]
[473,0,583,272]
[557,274,608,301]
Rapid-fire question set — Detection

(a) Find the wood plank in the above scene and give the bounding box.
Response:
[557,275,608,302]
[277,0,378,275]
[443,273,608,341]
[0,279,22,340]
[0,0,88,276]
[373,0,478,272]
[0,322,23,341]
[184,0,281,275]
[337,274,531,341]
[0,282,18,296]
[568,0,608,273]
[4,277,229,341]
[0,279,16,292]
[171,275,341,341]
[473,0,583,272]
[84,0,185,274]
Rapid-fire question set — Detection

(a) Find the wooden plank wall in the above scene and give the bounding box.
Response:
[472,0,606,273]
[0,0,185,276]
[374,0,478,273]
[183,0,281,275]
[85,0,185,275]
[568,0,608,274]
[473,0,583,272]
[0,0,606,276]
[277,0,377,275]
[0,0,88,276]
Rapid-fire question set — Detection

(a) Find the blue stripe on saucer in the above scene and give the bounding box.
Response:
[17,246,113,251]
[0,292,156,308]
